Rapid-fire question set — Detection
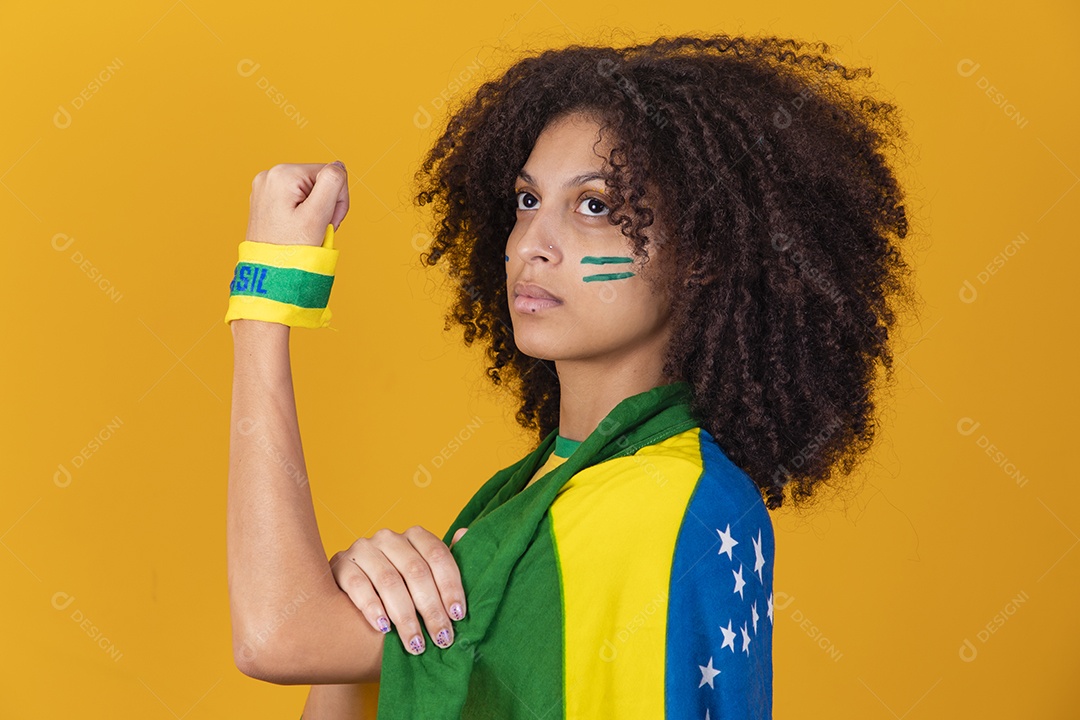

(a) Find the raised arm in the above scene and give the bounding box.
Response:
[228,163,470,696]
[228,317,385,684]
[226,162,384,684]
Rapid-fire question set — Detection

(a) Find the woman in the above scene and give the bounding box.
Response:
[226,34,914,719]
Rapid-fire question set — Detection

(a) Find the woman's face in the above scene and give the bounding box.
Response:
[505,111,674,367]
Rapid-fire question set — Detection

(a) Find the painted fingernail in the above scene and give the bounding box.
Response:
[409,635,425,654]
[377,616,390,633]
[435,629,452,647]
[450,603,464,620]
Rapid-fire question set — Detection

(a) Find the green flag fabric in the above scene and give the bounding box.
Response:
[375,380,775,718]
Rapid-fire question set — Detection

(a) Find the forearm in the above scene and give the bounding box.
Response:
[228,319,327,660]
[227,319,378,683]
[302,683,379,719]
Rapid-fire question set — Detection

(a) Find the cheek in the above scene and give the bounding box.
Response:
[577,276,654,316]
[579,257,668,316]
[577,251,639,290]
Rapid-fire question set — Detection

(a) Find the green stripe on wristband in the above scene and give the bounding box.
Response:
[228,262,334,308]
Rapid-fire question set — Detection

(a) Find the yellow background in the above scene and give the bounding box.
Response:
[2,0,1076,716]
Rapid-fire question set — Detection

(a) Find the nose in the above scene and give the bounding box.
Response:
[510,202,562,264]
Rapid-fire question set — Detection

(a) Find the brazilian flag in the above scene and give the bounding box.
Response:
[377,381,775,718]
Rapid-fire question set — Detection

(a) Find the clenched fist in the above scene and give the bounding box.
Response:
[246,162,350,246]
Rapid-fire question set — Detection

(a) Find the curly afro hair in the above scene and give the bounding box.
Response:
[412,33,918,512]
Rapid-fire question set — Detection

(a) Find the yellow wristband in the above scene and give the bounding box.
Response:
[223,223,340,330]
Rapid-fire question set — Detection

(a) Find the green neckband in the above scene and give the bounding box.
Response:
[553,434,582,458]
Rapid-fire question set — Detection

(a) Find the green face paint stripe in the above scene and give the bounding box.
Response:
[580,256,633,265]
[228,262,335,308]
[582,272,636,282]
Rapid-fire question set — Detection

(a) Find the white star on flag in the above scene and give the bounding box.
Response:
[720,619,737,652]
[698,656,721,688]
[753,528,765,583]
[691,506,774,715]
[732,563,746,600]
[716,523,738,560]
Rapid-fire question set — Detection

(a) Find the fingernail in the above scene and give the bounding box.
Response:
[332,160,345,169]
[409,635,425,654]
[377,616,390,633]
[435,629,452,647]
[450,603,464,620]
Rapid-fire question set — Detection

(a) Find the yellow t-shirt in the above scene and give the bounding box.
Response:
[523,434,580,488]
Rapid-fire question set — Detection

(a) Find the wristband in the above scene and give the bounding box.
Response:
[224,223,340,330]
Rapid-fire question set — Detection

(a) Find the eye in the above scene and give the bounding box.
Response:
[515,190,538,210]
[577,196,609,217]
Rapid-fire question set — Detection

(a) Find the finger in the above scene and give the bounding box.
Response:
[329,550,392,636]
[328,162,349,231]
[377,528,458,650]
[301,162,348,233]
[249,164,331,245]
[360,531,443,654]
[405,525,467,622]
[348,540,428,655]
[262,163,323,206]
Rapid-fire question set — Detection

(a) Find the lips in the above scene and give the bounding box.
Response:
[514,282,561,302]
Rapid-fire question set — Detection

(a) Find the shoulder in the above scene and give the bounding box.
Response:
[550,427,711,543]
[661,427,775,718]
[552,427,776,717]
[565,427,773,538]
[553,426,776,599]
[603,426,776,623]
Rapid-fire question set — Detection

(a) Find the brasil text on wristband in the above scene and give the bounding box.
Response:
[223,223,339,329]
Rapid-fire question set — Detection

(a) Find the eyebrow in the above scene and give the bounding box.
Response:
[516,169,609,190]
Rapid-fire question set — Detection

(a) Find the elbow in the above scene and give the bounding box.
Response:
[228,591,305,683]
[229,589,383,685]
[231,619,302,684]
[233,632,311,685]
[233,629,281,683]
[233,633,379,686]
